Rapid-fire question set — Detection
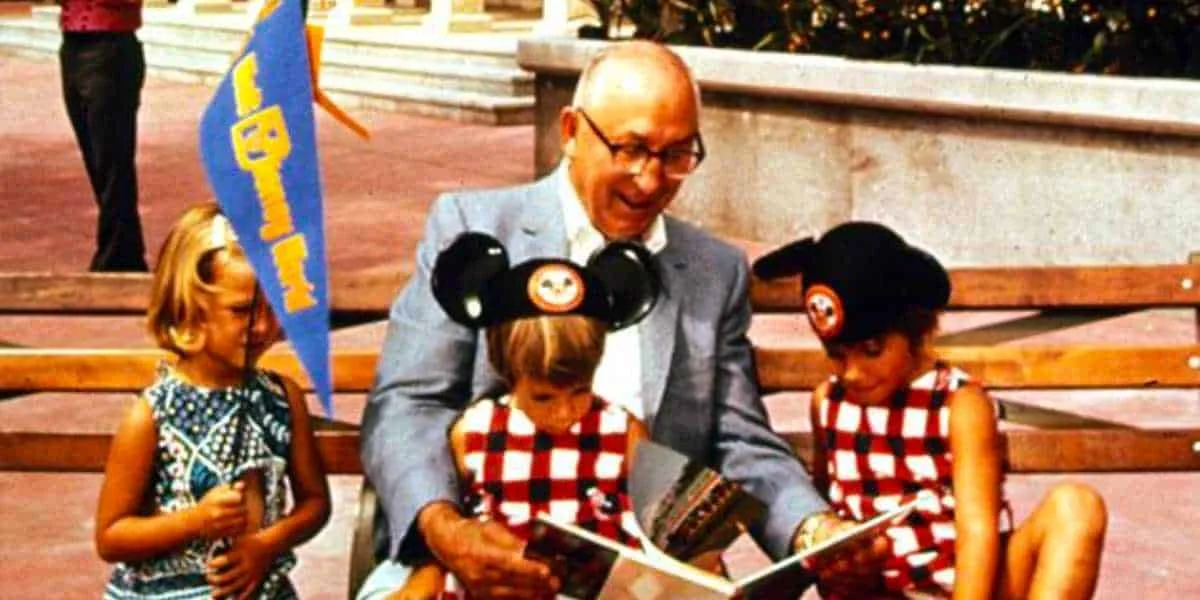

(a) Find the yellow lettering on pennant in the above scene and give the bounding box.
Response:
[255,170,293,242]
[226,44,319,316]
[231,105,291,171]
[272,234,317,313]
[256,0,282,22]
[230,105,295,241]
[231,53,262,117]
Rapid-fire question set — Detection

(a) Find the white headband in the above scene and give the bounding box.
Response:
[209,214,238,250]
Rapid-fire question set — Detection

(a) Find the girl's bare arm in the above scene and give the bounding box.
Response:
[96,396,245,562]
[249,376,332,557]
[948,383,1004,600]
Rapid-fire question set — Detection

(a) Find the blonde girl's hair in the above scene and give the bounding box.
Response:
[485,314,607,388]
[146,202,246,356]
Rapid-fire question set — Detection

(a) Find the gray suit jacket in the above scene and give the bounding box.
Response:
[360,172,827,563]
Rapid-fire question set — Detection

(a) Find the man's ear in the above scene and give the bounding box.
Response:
[559,107,578,157]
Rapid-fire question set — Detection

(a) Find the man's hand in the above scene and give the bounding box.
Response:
[418,502,559,599]
[795,513,890,596]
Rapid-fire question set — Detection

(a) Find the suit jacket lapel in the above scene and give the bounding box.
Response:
[516,169,567,259]
[641,234,683,432]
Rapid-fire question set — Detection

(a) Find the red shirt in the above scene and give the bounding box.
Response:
[60,0,142,33]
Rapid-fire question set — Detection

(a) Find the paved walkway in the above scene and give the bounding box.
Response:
[1,51,1198,598]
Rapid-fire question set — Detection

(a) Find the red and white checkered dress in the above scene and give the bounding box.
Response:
[440,395,639,599]
[816,363,1010,595]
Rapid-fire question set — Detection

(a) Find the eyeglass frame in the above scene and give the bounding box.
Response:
[573,109,706,179]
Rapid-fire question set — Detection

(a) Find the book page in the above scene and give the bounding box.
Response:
[528,514,737,599]
[735,492,931,594]
[597,556,733,600]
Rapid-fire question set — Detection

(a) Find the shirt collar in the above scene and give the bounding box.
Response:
[557,162,667,261]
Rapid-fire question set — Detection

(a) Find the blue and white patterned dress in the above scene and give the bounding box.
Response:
[104,365,297,600]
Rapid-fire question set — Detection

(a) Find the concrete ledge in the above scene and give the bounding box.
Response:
[518,39,1200,266]
[518,38,1200,138]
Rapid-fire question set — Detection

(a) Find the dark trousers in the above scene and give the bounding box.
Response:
[60,31,148,272]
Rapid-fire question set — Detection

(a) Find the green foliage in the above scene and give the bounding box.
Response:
[582,0,1200,77]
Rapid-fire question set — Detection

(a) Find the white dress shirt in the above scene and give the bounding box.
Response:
[557,167,666,421]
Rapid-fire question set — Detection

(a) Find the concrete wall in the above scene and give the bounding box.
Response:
[517,39,1200,266]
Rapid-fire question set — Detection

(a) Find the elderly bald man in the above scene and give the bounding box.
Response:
[357,41,884,599]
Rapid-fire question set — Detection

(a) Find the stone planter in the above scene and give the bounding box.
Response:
[517,39,1200,266]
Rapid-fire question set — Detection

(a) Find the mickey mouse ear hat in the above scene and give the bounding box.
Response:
[431,232,510,326]
[432,232,660,330]
[586,242,660,330]
[752,222,950,344]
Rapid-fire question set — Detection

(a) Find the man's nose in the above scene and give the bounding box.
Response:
[632,155,667,195]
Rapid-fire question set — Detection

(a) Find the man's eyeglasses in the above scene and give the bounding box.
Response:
[575,109,705,180]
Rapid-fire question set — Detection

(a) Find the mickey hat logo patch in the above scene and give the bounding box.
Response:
[804,284,844,339]
[528,264,585,313]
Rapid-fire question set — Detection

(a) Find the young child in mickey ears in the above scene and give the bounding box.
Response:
[95,203,330,599]
[753,222,1107,600]
[390,233,660,600]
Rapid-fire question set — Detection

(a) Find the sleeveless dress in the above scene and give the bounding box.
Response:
[815,363,1011,595]
[440,395,639,600]
[104,365,298,600]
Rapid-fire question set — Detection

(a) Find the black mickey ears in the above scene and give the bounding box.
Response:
[751,237,816,280]
[431,232,661,330]
[431,232,510,326]
[752,222,950,344]
[586,242,661,331]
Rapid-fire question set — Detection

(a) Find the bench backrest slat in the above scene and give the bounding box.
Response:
[5,347,1194,393]
[0,349,379,393]
[757,345,1200,391]
[0,431,362,474]
[779,429,1200,473]
[6,429,1197,475]
[0,271,406,316]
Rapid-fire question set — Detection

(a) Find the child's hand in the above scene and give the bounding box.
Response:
[206,532,273,599]
[387,562,445,600]
[193,482,247,541]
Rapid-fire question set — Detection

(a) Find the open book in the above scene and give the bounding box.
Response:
[523,440,928,599]
[526,495,923,600]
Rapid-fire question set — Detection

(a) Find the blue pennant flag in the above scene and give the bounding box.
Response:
[198,0,332,417]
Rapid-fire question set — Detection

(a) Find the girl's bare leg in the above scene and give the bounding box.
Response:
[997,483,1107,600]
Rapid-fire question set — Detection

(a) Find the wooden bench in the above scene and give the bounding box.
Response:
[2,258,1199,595]
[0,270,405,326]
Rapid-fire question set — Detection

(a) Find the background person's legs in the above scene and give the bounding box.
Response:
[60,32,148,273]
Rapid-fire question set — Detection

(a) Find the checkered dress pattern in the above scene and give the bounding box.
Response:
[440,395,638,599]
[817,363,1008,595]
